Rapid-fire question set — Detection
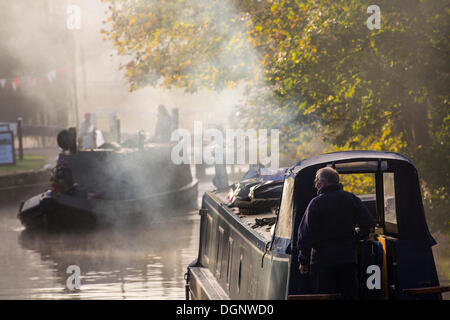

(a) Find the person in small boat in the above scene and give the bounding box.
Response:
[51,159,76,194]
[153,104,172,142]
[297,167,375,299]
[78,112,95,149]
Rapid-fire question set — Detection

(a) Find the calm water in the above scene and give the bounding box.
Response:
[0,182,211,300]
[1,180,448,300]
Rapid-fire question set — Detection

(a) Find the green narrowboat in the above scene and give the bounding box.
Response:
[186,151,448,300]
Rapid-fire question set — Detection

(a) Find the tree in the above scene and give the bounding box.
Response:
[253,0,449,230]
[102,0,449,231]
[101,0,262,92]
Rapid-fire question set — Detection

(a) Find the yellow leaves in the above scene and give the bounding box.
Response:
[260,53,270,67]
[340,173,375,195]
[229,34,244,48]
[304,104,317,115]
[145,44,152,54]
[211,68,217,85]
[226,80,234,89]
[187,79,194,89]
[255,25,262,32]
[129,18,136,25]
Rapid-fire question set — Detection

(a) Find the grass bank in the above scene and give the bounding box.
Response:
[0,155,47,175]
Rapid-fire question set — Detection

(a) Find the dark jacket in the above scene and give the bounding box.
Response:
[297,184,375,266]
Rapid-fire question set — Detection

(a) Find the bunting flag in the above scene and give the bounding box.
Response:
[47,70,57,82]
[0,66,71,93]
[11,78,19,91]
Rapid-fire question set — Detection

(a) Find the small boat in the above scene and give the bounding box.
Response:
[186,151,448,300]
[18,130,198,231]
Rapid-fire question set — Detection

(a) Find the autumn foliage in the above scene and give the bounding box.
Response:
[102,0,449,232]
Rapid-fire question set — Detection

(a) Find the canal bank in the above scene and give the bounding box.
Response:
[0,147,60,204]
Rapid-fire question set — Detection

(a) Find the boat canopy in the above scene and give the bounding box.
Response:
[272,150,436,254]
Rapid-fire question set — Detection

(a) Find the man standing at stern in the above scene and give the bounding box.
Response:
[297,167,375,299]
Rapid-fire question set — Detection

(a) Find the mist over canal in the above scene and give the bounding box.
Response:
[0,171,448,300]
[0,0,448,301]
[0,181,213,300]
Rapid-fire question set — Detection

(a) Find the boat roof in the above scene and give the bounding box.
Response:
[272,150,436,255]
[292,150,413,174]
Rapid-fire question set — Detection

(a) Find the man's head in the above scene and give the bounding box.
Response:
[84,112,91,121]
[314,167,340,190]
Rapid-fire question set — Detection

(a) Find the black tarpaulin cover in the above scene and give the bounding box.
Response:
[280,151,439,296]
[289,152,436,249]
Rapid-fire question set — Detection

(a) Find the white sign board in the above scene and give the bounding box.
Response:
[0,132,15,165]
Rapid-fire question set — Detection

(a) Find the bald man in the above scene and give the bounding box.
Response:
[297,167,375,299]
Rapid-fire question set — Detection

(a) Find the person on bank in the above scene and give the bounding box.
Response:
[153,104,172,143]
[297,167,375,299]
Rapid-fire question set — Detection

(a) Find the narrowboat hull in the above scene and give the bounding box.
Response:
[187,151,447,300]
[18,179,198,231]
[17,144,198,232]
[186,191,290,300]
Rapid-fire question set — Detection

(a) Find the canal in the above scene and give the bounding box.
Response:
[0,181,212,300]
[0,178,448,300]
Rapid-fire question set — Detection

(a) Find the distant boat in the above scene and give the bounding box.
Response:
[18,134,197,231]
[186,151,447,300]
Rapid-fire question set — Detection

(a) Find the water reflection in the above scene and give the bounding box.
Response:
[0,201,201,299]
